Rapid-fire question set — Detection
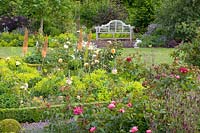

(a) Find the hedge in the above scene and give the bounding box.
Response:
[0,102,108,123]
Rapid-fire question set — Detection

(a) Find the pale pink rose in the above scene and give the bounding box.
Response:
[129,126,138,133]
[89,127,96,132]
[127,102,132,107]
[175,75,180,79]
[108,103,115,109]
[146,129,152,133]
[119,108,125,113]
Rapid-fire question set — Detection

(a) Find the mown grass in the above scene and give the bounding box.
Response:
[122,48,174,65]
[0,47,174,65]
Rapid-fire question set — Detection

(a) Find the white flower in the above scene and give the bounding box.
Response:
[88,45,94,50]
[20,83,28,90]
[77,95,81,100]
[107,41,112,44]
[58,58,63,63]
[66,77,72,85]
[64,44,69,49]
[71,55,75,60]
[16,61,21,66]
[36,41,39,48]
[112,68,118,74]
[24,83,28,89]
[92,54,97,58]
[94,60,99,64]
[6,57,10,61]
[66,41,71,44]
[84,63,89,67]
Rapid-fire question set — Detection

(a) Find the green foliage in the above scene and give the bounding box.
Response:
[125,0,161,32]
[172,31,200,66]
[140,28,167,47]
[0,94,20,108]
[80,0,127,28]
[156,0,200,41]
[0,119,21,133]
[144,63,200,132]
[0,32,34,47]
[0,104,66,122]
[0,32,77,47]
[32,72,65,98]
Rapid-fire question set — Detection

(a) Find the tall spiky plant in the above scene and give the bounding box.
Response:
[86,31,92,47]
[22,28,28,55]
[42,35,48,58]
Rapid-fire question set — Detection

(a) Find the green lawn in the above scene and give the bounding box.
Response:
[122,48,174,65]
[0,47,174,65]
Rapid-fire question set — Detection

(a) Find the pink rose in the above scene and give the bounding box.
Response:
[146,129,152,133]
[119,108,125,113]
[73,106,83,115]
[127,103,132,107]
[129,126,138,133]
[175,75,180,79]
[108,103,115,110]
[89,127,96,132]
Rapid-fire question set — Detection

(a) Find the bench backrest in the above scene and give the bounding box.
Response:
[95,20,134,41]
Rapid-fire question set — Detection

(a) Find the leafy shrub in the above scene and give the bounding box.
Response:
[80,0,127,28]
[0,94,20,108]
[140,27,168,47]
[0,119,21,133]
[0,32,77,47]
[0,104,65,122]
[144,63,200,132]
[172,39,200,67]
[0,32,34,47]
[31,72,65,98]
[0,16,29,32]
[156,0,200,41]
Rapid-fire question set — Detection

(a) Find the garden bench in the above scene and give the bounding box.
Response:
[95,20,134,42]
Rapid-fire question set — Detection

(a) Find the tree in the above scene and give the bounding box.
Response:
[17,0,75,35]
[156,0,200,41]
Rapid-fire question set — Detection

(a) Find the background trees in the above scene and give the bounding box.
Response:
[155,0,200,41]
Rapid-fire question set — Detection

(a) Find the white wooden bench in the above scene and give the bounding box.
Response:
[95,20,134,42]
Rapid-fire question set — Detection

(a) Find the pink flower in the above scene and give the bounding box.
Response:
[175,75,180,79]
[73,106,83,115]
[89,127,96,132]
[127,103,132,107]
[179,67,189,73]
[146,129,152,133]
[111,101,116,105]
[130,126,138,133]
[170,74,174,78]
[119,108,125,113]
[126,57,132,62]
[108,103,115,110]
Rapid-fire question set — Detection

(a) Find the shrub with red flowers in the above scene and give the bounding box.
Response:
[144,63,200,132]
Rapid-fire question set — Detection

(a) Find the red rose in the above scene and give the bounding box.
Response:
[179,67,189,73]
[126,57,132,62]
